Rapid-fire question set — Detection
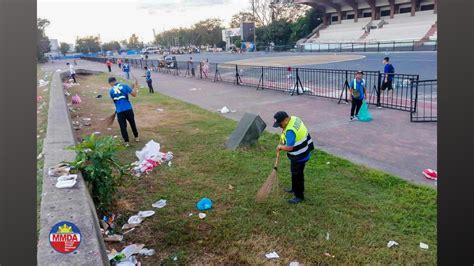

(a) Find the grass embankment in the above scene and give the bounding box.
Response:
[67,73,436,265]
[37,65,52,230]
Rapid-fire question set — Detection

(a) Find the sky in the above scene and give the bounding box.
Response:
[37,0,251,44]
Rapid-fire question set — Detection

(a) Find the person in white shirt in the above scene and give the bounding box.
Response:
[67,62,76,83]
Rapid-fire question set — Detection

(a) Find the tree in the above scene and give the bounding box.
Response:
[102,41,121,52]
[230,11,258,28]
[59,43,70,56]
[37,18,51,62]
[249,0,308,26]
[75,36,101,53]
[289,8,324,44]
[154,18,223,47]
[127,34,143,49]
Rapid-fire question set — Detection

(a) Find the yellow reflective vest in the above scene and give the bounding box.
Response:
[280,116,315,161]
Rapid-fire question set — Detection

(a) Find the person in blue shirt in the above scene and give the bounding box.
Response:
[382,57,395,91]
[122,61,131,80]
[349,70,367,121]
[108,77,139,146]
[142,66,154,93]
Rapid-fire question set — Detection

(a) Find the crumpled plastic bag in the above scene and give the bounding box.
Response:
[358,100,373,122]
[196,197,212,211]
[38,79,49,87]
[132,140,173,175]
[71,94,82,104]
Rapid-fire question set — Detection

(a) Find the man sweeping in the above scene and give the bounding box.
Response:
[274,111,314,204]
[108,77,139,147]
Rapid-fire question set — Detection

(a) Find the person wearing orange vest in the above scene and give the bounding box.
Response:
[274,111,315,204]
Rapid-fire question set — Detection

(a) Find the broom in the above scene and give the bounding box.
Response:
[103,77,139,127]
[256,151,280,202]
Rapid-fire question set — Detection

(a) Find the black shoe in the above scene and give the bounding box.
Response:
[288,197,304,204]
[284,188,294,193]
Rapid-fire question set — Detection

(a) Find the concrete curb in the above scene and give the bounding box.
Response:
[37,70,108,265]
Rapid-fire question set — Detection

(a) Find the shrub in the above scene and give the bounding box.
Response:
[66,134,126,212]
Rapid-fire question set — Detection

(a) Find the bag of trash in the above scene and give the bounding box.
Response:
[358,101,372,122]
[196,198,212,211]
[133,140,174,175]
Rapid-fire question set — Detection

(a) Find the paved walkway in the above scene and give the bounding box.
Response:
[48,60,437,188]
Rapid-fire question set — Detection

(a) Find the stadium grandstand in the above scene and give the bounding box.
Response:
[294,0,437,49]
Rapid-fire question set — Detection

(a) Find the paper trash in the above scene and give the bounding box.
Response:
[219,106,230,114]
[387,240,399,248]
[265,251,280,259]
[152,199,167,208]
[419,242,429,249]
[132,140,173,175]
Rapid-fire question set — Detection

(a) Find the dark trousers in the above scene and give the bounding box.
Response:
[107,65,111,72]
[146,79,154,93]
[71,74,76,83]
[351,98,363,117]
[118,63,122,69]
[117,109,138,142]
[381,80,393,91]
[291,160,307,199]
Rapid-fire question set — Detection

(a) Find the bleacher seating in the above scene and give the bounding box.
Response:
[307,18,371,43]
[305,11,436,43]
[366,11,436,42]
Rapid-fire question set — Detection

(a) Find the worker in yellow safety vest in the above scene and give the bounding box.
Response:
[274,111,315,204]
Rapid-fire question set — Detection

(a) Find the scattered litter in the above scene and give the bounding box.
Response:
[219,106,230,114]
[152,199,167,208]
[228,184,234,190]
[83,122,91,126]
[137,210,155,218]
[57,174,77,182]
[173,256,178,261]
[290,261,300,266]
[38,79,49,87]
[189,88,201,91]
[387,240,399,248]
[56,179,77,189]
[196,197,213,211]
[37,135,40,139]
[326,161,331,165]
[122,223,140,230]
[168,161,172,167]
[123,228,135,235]
[37,153,43,160]
[188,213,193,217]
[82,117,91,121]
[100,220,109,230]
[156,108,164,112]
[71,94,82,104]
[96,94,102,98]
[198,213,207,219]
[56,69,62,72]
[265,251,279,259]
[107,249,119,261]
[37,96,43,102]
[419,242,429,249]
[422,169,437,181]
[120,244,145,260]
[104,234,123,242]
[230,110,237,113]
[93,131,101,135]
[48,163,70,177]
[107,128,112,131]
[324,252,335,258]
[132,140,174,175]
[326,232,330,241]
[42,88,49,92]
[128,215,144,225]
[287,86,311,94]
[139,248,155,257]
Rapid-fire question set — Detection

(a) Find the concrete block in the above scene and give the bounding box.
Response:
[225,112,266,150]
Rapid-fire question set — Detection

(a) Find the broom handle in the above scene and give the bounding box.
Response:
[273,152,280,170]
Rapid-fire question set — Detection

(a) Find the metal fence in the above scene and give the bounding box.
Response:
[411,79,437,122]
[300,40,437,53]
[80,56,437,122]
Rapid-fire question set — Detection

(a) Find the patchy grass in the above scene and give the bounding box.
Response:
[67,73,436,265]
[37,65,52,230]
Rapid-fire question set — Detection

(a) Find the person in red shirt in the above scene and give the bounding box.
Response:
[106,59,112,72]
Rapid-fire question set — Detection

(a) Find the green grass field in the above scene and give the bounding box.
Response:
[36,66,52,232]
[69,73,436,265]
